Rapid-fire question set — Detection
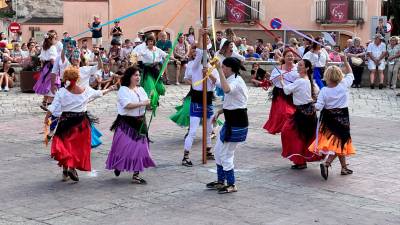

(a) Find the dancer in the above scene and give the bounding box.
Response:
[309,55,355,180]
[280,59,322,169]
[45,67,115,182]
[106,66,156,184]
[207,57,248,194]
[263,50,298,134]
[34,31,58,109]
[182,29,219,167]
[302,36,329,89]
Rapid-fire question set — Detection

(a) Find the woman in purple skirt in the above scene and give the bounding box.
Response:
[33,31,59,109]
[106,66,156,184]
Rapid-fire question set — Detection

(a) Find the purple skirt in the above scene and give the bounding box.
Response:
[33,62,59,95]
[106,117,156,172]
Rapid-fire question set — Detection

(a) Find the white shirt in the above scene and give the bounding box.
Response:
[48,87,103,114]
[220,38,239,53]
[269,66,299,88]
[184,48,219,92]
[60,59,100,88]
[51,56,68,79]
[96,70,114,80]
[121,47,133,59]
[132,43,147,61]
[315,73,354,111]
[283,78,316,106]
[138,46,167,64]
[303,49,329,67]
[215,51,245,65]
[55,41,63,56]
[367,42,386,61]
[39,46,58,61]
[222,74,248,110]
[298,46,306,57]
[117,86,148,116]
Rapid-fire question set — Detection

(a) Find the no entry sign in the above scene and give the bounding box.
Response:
[8,22,21,33]
[270,18,282,30]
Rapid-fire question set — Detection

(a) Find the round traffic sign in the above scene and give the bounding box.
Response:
[8,22,21,33]
[386,21,392,33]
[270,18,282,30]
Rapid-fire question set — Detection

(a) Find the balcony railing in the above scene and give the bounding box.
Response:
[316,0,364,25]
[215,0,260,23]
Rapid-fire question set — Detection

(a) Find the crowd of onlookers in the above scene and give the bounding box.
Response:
[0,15,400,96]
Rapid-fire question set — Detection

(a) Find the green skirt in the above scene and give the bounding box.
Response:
[142,72,166,109]
[169,96,191,127]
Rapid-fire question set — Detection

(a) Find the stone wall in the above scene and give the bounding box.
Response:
[14,0,63,18]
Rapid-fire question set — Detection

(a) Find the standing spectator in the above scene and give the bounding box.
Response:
[376,18,387,38]
[80,39,93,62]
[214,31,223,51]
[343,39,353,54]
[110,20,123,44]
[329,46,342,62]
[255,39,264,55]
[250,63,268,87]
[244,46,261,61]
[156,31,172,84]
[220,28,238,53]
[346,37,366,88]
[386,36,400,89]
[108,39,122,67]
[120,39,133,61]
[367,34,387,89]
[298,34,313,57]
[88,15,103,47]
[186,26,196,45]
[0,60,15,91]
[173,34,189,85]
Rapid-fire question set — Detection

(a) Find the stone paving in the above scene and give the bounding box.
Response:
[0,85,400,225]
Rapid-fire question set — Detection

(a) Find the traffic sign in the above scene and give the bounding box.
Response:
[270,18,282,30]
[386,21,392,33]
[8,22,21,33]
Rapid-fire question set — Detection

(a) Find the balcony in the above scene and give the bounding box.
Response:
[215,0,260,24]
[316,0,364,25]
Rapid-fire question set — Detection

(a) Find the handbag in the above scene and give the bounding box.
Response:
[351,57,363,66]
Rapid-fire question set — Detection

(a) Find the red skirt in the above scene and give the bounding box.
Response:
[51,115,92,171]
[263,88,295,134]
[281,118,322,165]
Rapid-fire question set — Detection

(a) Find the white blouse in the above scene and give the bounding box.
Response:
[215,51,245,64]
[303,49,329,67]
[117,86,148,116]
[138,46,167,64]
[283,78,317,106]
[39,46,58,61]
[48,87,103,114]
[270,66,299,88]
[223,74,248,110]
[315,73,354,111]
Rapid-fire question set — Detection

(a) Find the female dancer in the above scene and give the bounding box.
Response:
[309,55,355,180]
[34,31,58,109]
[263,50,298,134]
[280,59,322,169]
[45,67,115,182]
[207,57,248,194]
[106,66,156,184]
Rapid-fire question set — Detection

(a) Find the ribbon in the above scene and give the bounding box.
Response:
[161,0,191,31]
[193,57,219,86]
[210,0,217,52]
[72,0,167,38]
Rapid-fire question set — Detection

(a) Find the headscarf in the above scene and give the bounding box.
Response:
[222,57,246,77]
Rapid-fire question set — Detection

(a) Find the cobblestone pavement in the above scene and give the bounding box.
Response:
[0,86,400,225]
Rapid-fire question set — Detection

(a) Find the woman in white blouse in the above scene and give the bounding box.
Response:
[33,31,58,109]
[279,59,322,170]
[45,67,115,182]
[137,34,168,108]
[263,50,299,134]
[302,36,330,89]
[106,66,156,184]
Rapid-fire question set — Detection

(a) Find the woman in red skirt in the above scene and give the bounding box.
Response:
[263,50,299,134]
[45,67,115,182]
[280,59,322,169]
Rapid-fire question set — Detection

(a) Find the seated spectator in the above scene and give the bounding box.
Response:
[255,38,264,55]
[329,45,342,62]
[0,60,15,92]
[109,39,122,66]
[245,46,261,61]
[81,39,93,62]
[250,63,269,87]
[273,41,284,61]
[9,42,24,63]
[173,34,190,85]
[120,39,133,61]
[95,62,114,90]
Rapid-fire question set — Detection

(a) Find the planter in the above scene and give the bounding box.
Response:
[19,71,38,93]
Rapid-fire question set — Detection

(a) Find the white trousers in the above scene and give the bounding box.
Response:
[184,116,213,151]
[214,137,238,171]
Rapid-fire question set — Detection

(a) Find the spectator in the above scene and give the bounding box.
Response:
[367,33,387,89]
[255,39,264,55]
[0,42,10,62]
[215,40,245,63]
[0,60,15,92]
[329,46,342,62]
[220,28,238,53]
[261,47,270,61]
[386,36,400,89]
[215,30,223,51]
[9,42,24,63]
[236,37,246,55]
[14,31,22,43]
[95,62,114,90]
[186,26,196,45]
[21,42,28,52]
[343,39,353,54]
[244,46,261,61]
[27,42,38,57]
[273,41,285,61]
[88,15,103,46]
[376,18,387,38]
[298,34,313,57]
[137,31,145,43]
[120,39,133,61]
[108,39,122,67]
[250,63,268,87]
[80,39,93,62]
[156,31,172,84]
[173,34,189,85]
[272,36,283,50]
[110,20,123,44]
[133,37,143,47]
[0,32,8,45]
[346,37,366,88]
[289,38,300,57]
[241,37,250,52]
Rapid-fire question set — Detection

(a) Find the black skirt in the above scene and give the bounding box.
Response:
[292,103,317,142]
[319,108,351,150]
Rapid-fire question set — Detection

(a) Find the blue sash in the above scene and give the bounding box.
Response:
[313,67,325,89]
[190,102,214,118]
[219,123,248,143]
